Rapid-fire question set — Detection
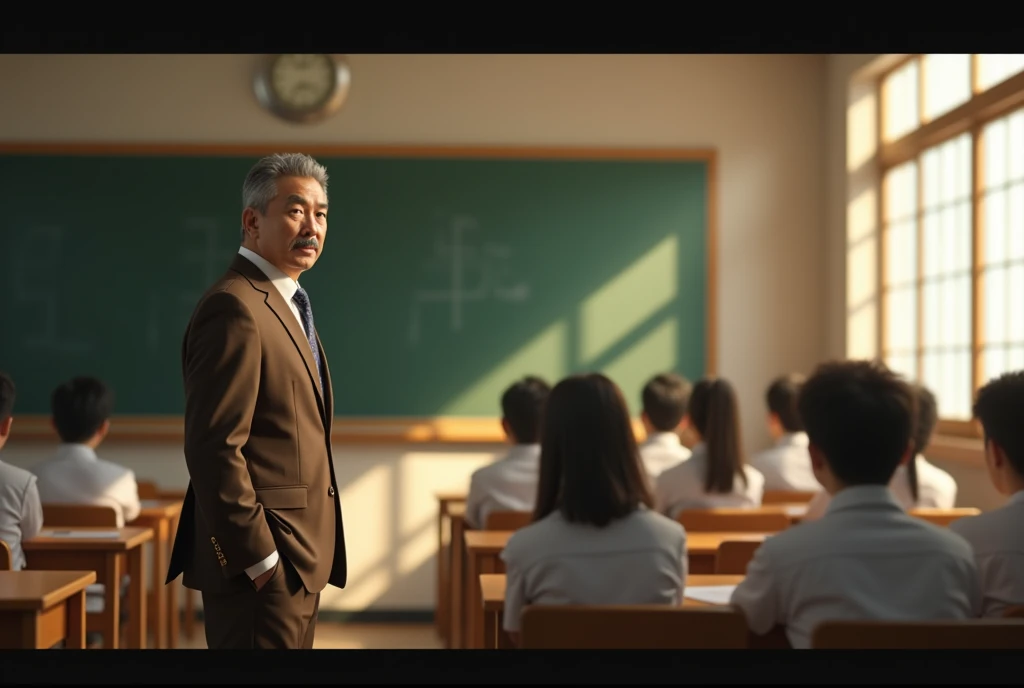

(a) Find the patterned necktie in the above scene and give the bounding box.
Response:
[292,287,325,395]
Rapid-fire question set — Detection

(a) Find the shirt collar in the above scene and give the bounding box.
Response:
[646,432,682,447]
[825,484,904,515]
[238,246,300,303]
[1007,490,1024,507]
[777,431,809,447]
[55,443,99,462]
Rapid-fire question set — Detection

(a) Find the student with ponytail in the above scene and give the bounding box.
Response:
[654,377,765,517]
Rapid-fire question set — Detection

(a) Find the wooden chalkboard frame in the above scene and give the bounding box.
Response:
[3,142,718,444]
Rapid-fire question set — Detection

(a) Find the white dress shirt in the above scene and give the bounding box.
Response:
[638,432,692,481]
[31,443,141,526]
[802,454,958,521]
[464,444,541,529]
[730,485,981,649]
[0,458,43,570]
[232,246,314,580]
[750,432,819,492]
[653,442,765,517]
[949,490,1024,617]
[500,506,687,632]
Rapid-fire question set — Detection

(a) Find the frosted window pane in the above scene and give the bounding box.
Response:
[984,267,1008,343]
[886,287,918,352]
[977,54,1024,92]
[985,189,1007,266]
[924,54,971,121]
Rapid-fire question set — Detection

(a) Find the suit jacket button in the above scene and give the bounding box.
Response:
[328,486,335,497]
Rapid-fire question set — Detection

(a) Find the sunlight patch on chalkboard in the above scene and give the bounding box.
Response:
[438,319,568,416]
[599,317,678,410]
[578,234,677,365]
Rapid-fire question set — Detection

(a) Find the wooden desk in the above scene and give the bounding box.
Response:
[478,573,746,649]
[131,498,183,649]
[435,493,466,644]
[0,570,97,649]
[24,527,153,649]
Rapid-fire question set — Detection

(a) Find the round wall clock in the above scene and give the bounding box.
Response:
[252,54,351,124]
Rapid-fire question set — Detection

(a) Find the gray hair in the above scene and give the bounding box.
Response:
[240,153,329,241]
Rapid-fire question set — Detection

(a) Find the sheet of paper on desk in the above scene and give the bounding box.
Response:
[40,530,122,539]
[783,505,808,517]
[684,585,737,605]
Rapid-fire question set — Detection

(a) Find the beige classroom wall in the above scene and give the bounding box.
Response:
[824,54,1004,512]
[0,53,830,612]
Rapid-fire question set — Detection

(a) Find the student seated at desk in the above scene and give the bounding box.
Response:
[637,372,693,481]
[464,376,550,529]
[750,373,818,492]
[653,377,764,516]
[729,360,981,649]
[801,381,957,520]
[500,373,687,646]
[949,370,1024,617]
[0,372,43,571]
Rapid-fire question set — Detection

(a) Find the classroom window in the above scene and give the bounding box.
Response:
[878,55,1024,432]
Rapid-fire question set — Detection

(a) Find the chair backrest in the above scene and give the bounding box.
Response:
[1003,606,1024,618]
[715,539,763,574]
[42,504,119,527]
[812,619,1024,648]
[484,510,533,531]
[677,508,792,533]
[0,540,11,571]
[762,489,818,505]
[520,605,749,649]
[137,481,160,500]
[909,507,981,527]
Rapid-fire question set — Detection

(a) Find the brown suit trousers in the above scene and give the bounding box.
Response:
[166,253,347,648]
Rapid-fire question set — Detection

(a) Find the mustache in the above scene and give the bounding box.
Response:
[292,237,319,250]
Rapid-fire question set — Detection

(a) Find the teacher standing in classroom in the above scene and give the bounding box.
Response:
[166,152,347,649]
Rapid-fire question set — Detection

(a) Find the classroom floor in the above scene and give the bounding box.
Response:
[174,622,443,650]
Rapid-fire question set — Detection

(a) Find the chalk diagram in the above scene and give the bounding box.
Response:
[408,215,530,345]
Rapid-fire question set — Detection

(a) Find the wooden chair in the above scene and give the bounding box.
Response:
[1003,606,1024,618]
[715,540,763,574]
[762,490,818,505]
[520,605,749,649]
[484,510,533,531]
[42,504,118,527]
[136,481,160,500]
[812,618,1024,648]
[910,507,981,527]
[0,540,11,571]
[677,508,792,533]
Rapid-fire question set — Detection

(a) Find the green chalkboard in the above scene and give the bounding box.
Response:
[0,147,713,419]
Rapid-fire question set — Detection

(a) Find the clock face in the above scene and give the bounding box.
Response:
[270,54,336,110]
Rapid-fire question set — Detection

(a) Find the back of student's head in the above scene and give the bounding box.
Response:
[501,376,551,443]
[533,373,653,527]
[0,371,14,423]
[766,373,805,432]
[51,376,115,444]
[688,377,746,493]
[905,383,939,502]
[797,360,915,486]
[972,370,1024,478]
[641,372,692,432]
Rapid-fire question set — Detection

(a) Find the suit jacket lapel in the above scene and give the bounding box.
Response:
[230,255,328,427]
[315,331,334,434]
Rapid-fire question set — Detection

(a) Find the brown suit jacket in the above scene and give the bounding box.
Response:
[166,253,347,595]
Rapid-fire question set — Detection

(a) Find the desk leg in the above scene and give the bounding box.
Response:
[66,590,86,649]
[167,512,179,648]
[150,521,168,648]
[103,553,121,649]
[127,547,147,648]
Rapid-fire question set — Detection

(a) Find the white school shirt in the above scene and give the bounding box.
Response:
[749,432,819,492]
[464,444,541,529]
[0,458,44,570]
[31,444,141,527]
[653,442,765,518]
[638,432,691,481]
[802,454,958,521]
[232,246,311,580]
[948,490,1024,617]
[500,506,687,632]
[729,485,981,649]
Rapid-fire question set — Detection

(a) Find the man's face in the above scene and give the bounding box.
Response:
[243,175,328,280]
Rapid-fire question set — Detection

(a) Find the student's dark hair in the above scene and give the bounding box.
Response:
[51,376,115,444]
[688,377,746,493]
[501,376,551,443]
[641,372,692,432]
[972,370,1024,478]
[906,383,939,502]
[0,371,15,421]
[797,359,915,486]
[766,373,805,432]
[533,373,653,527]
